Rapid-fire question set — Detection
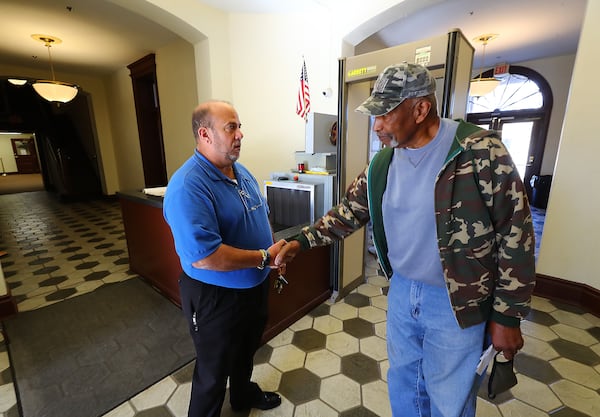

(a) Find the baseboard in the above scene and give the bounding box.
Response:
[534,273,600,317]
[335,274,365,301]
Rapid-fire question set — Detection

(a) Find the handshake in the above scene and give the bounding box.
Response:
[265,239,302,272]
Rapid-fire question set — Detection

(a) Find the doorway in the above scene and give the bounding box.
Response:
[11,137,40,174]
[466,66,553,201]
[127,54,167,188]
[467,66,552,261]
[472,117,539,182]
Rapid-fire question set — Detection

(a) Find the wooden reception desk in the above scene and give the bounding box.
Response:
[118,191,332,342]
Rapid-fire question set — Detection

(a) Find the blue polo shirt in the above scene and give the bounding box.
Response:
[163,150,273,288]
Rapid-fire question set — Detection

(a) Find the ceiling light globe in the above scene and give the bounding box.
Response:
[32,80,78,103]
[469,78,500,97]
[8,78,28,86]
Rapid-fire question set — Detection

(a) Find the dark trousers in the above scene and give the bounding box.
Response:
[179,272,269,417]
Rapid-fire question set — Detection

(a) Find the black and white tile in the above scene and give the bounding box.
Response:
[1,191,598,417]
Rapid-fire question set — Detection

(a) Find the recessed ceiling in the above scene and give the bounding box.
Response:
[367,0,587,67]
[197,0,586,67]
[0,0,180,75]
[0,0,587,77]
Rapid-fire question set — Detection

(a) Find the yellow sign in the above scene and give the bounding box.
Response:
[347,65,377,78]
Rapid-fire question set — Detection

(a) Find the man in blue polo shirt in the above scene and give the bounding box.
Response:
[164,100,286,417]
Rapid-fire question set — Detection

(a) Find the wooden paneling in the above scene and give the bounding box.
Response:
[264,246,331,342]
[119,197,182,304]
[119,192,332,342]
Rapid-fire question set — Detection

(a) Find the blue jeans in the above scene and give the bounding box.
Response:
[387,277,487,417]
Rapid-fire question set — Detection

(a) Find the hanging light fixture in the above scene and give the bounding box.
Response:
[8,78,27,86]
[469,34,500,97]
[31,34,79,103]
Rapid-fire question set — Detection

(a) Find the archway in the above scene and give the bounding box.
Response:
[466,65,553,202]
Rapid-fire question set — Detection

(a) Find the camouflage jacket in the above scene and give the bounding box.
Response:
[293,120,536,329]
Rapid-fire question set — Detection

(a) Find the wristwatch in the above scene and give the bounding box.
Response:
[257,249,270,270]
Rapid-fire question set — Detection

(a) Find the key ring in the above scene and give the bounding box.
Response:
[274,274,288,294]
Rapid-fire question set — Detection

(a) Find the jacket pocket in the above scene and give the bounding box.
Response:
[439,246,496,307]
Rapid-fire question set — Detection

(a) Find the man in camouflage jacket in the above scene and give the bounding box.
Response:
[276,63,536,417]
[289,120,535,330]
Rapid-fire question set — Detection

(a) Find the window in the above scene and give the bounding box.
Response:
[467,66,553,197]
[468,73,543,113]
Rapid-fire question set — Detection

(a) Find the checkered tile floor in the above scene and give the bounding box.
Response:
[1,191,599,417]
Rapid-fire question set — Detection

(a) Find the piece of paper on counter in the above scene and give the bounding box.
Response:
[476,344,496,375]
[142,186,167,197]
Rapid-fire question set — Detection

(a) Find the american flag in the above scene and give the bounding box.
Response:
[296,59,310,120]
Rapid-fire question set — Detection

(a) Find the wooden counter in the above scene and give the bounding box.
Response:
[118,191,332,343]
[118,192,181,303]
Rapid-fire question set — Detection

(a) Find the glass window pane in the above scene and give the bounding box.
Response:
[500,121,533,180]
[468,74,543,113]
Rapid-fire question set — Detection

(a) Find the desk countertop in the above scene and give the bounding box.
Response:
[117,190,305,241]
[117,190,164,208]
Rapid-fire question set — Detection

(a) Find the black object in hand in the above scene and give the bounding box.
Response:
[488,352,518,399]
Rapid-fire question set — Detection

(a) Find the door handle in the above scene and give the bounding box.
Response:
[526,155,534,167]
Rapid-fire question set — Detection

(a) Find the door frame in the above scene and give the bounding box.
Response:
[467,66,553,199]
[10,137,41,174]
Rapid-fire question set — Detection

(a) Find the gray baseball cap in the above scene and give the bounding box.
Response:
[356,62,436,116]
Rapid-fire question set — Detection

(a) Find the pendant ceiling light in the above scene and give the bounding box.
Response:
[31,34,79,103]
[469,34,500,97]
[8,78,27,86]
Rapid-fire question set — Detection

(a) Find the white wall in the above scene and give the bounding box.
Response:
[126,0,404,186]
[227,12,340,185]
[105,67,144,191]
[105,38,199,191]
[125,0,233,102]
[155,39,199,176]
[535,0,599,290]
[516,54,576,176]
[118,0,233,182]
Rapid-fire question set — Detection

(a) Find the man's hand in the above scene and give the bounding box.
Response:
[267,239,288,268]
[274,240,301,267]
[488,321,524,360]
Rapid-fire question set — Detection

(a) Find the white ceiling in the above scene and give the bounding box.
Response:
[371,0,587,67]
[0,0,180,75]
[0,0,587,76]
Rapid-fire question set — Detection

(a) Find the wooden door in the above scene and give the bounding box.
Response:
[128,54,168,188]
[11,138,40,174]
